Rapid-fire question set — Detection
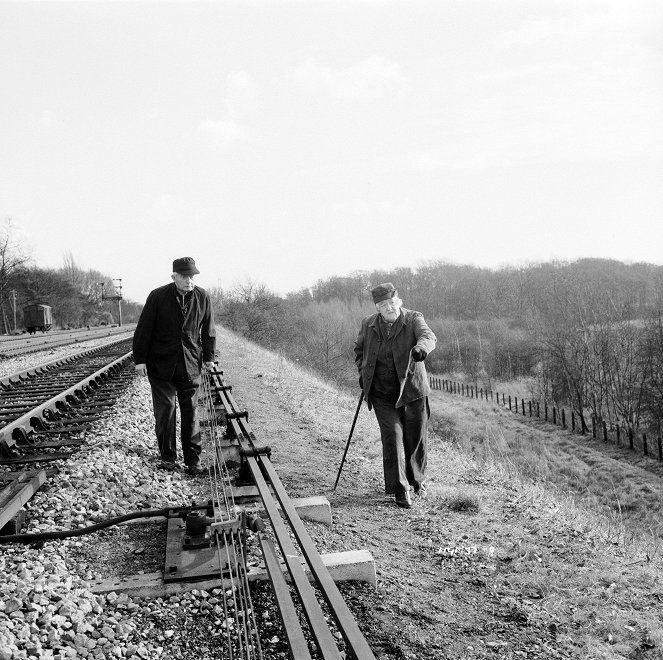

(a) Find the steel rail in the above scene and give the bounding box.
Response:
[0,339,137,539]
[0,325,136,358]
[1,335,137,388]
[209,375,343,660]
[208,367,377,660]
[259,536,313,660]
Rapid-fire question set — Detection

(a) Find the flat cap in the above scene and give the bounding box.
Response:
[172,257,200,275]
[371,282,398,304]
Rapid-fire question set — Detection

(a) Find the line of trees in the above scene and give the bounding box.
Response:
[5,213,662,443]
[211,258,663,441]
[0,221,143,333]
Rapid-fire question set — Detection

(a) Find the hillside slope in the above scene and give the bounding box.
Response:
[215,326,663,660]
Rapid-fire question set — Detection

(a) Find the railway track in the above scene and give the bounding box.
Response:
[183,366,377,660]
[0,340,378,659]
[0,325,136,358]
[0,337,135,531]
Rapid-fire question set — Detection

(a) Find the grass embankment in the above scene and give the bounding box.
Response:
[428,384,663,543]
[426,385,663,658]
[218,326,663,659]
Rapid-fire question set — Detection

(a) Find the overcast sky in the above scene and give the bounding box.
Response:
[1,0,661,303]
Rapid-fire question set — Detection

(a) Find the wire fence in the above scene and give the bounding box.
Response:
[429,376,663,463]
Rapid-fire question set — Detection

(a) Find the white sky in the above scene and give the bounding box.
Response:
[1,0,662,303]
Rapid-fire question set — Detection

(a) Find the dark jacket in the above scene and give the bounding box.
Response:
[133,283,216,381]
[354,308,436,410]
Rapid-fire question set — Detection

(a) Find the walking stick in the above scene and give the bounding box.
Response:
[333,391,364,491]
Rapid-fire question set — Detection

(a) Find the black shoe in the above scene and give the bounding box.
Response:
[395,491,412,508]
[159,460,177,471]
[187,463,206,476]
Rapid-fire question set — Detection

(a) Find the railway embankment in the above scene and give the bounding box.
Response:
[0,325,662,659]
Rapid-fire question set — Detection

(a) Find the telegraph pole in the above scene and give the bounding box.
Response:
[113,279,123,327]
[10,289,17,334]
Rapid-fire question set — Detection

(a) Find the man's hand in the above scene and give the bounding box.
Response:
[203,361,216,372]
[411,347,427,362]
[135,363,148,376]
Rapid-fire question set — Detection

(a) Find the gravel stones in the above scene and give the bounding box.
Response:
[0,372,206,659]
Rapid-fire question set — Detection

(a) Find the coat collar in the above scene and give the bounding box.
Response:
[369,309,406,336]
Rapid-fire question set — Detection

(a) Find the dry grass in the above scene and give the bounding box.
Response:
[430,398,663,544]
[426,389,663,658]
[218,327,663,659]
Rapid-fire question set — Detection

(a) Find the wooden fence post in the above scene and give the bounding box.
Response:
[553,407,557,425]
[629,428,634,450]
[571,411,575,431]
[562,409,566,428]
[658,437,662,461]
[616,425,620,445]
[603,421,608,442]
[643,433,648,457]
[545,402,548,421]
[509,395,512,411]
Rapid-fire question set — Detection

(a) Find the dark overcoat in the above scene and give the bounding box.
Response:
[133,283,216,381]
[354,308,437,410]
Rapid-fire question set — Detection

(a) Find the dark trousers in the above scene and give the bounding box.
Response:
[148,361,201,467]
[371,395,429,494]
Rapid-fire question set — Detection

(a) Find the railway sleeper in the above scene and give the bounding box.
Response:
[0,470,47,534]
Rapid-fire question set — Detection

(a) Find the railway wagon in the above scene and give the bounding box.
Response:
[23,303,53,334]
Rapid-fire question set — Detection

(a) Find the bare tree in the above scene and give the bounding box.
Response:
[0,219,31,333]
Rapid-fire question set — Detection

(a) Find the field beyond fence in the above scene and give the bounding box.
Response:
[430,376,663,464]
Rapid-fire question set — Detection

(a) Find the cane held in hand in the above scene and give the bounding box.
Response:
[333,391,364,491]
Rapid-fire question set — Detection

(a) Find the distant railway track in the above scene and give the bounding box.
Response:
[0,324,136,358]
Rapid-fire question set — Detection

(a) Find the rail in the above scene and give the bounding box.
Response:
[0,338,136,531]
[201,366,377,660]
[0,325,136,358]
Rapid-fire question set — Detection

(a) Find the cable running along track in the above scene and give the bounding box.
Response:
[196,366,377,660]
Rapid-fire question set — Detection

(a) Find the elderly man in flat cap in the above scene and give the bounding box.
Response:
[354,283,437,508]
[133,257,216,475]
